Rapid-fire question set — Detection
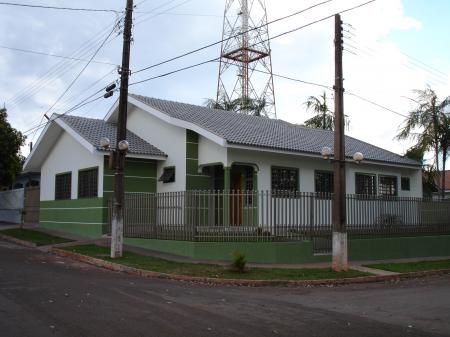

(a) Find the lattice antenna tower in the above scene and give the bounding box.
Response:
[216,0,276,118]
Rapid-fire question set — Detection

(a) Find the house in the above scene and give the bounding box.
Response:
[22,94,437,263]
[434,170,450,199]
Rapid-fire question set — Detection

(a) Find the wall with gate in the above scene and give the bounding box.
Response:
[0,188,24,224]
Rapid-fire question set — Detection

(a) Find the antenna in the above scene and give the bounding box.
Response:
[216,0,276,118]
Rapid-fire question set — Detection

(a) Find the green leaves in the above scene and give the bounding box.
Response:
[0,108,26,187]
[204,95,267,116]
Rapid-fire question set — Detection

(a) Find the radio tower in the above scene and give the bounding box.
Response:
[216,0,276,118]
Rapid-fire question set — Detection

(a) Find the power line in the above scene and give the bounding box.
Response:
[0,44,117,66]
[43,18,121,117]
[0,1,121,13]
[132,0,336,75]
[7,15,123,107]
[345,91,408,118]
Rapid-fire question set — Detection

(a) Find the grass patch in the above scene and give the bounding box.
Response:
[366,260,450,273]
[64,244,370,280]
[0,228,72,246]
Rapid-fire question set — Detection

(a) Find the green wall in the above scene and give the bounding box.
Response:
[124,235,450,264]
[40,157,157,238]
[40,198,105,238]
[186,130,210,190]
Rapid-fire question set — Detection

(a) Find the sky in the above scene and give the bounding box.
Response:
[0,0,449,164]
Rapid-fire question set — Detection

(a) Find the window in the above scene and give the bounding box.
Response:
[355,173,376,196]
[78,168,98,198]
[379,175,398,196]
[401,177,410,191]
[271,167,298,195]
[55,173,71,200]
[159,167,175,183]
[315,171,334,194]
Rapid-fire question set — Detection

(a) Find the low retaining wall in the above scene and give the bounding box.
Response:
[125,235,450,264]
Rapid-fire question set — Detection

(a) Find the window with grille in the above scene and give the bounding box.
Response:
[379,175,398,196]
[55,173,71,200]
[355,173,376,196]
[159,167,175,183]
[401,177,410,191]
[271,167,298,196]
[78,168,98,198]
[315,170,334,195]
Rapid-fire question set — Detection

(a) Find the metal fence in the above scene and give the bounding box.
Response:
[107,191,450,248]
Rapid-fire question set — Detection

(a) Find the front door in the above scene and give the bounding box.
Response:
[230,171,243,226]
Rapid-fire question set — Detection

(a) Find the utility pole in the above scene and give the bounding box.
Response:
[332,14,348,272]
[111,0,134,258]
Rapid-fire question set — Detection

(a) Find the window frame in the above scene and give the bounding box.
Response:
[401,177,410,191]
[55,172,72,200]
[355,173,377,197]
[314,170,334,197]
[271,166,299,197]
[159,166,176,184]
[379,175,398,197]
[77,167,99,199]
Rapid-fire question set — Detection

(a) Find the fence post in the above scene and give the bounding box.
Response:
[309,193,315,240]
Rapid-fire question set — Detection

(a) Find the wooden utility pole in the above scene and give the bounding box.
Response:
[111,0,134,258]
[332,14,348,271]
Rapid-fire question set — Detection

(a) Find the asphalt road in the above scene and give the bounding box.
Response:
[1,240,449,337]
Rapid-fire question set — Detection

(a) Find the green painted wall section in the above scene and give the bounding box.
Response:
[124,238,329,264]
[40,198,105,238]
[103,157,157,194]
[124,235,450,264]
[186,130,210,190]
[348,235,450,261]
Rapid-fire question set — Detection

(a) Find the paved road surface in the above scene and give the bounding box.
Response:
[1,240,449,337]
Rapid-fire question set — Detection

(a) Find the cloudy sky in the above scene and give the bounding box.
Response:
[1,0,449,164]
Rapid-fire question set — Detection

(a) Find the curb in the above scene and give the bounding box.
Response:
[50,247,450,287]
[0,234,37,248]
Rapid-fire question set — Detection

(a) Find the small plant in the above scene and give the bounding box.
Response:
[230,251,247,273]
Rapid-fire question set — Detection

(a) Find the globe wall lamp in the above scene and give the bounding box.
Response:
[321,146,364,164]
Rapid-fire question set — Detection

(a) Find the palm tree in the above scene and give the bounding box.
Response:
[204,95,267,116]
[397,88,450,198]
[303,91,349,130]
[303,92,333,130]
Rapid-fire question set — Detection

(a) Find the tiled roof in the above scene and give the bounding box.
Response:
[59,114,166,157]
[130,94,420,167]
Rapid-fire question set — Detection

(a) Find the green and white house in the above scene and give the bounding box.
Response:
[24,94,450,263]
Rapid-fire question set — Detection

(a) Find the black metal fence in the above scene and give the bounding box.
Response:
[107,191,450,249]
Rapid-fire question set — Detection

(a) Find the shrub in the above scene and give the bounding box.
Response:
[230,251,247,273]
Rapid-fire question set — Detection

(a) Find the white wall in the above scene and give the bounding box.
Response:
[41,132,104,201]
[126,105,185,192]
[227,147,422,197]
[198,136,227,167]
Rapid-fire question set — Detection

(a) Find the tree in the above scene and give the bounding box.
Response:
[303,91,349,130]
[405,144,437,198]
[397,88,450,198]
[0,107,26,188]
[205,95,267,116]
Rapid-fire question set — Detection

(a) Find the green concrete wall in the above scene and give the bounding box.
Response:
[124,238,330,264]
[40,157,157,238]
[124,235,450,264]
[186,130,210,190]
[348,235,450,261]
[40,198,105,238]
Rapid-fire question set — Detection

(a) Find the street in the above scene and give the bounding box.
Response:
[1,240,449,337]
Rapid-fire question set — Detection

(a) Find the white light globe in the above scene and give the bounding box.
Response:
[99,137,110,149]
[118,140,129,152]
[321,146,332,159]
[353,152,364,163]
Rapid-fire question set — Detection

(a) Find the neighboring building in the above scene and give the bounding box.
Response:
[23,94,422,238]
[434,170,450,199]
